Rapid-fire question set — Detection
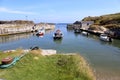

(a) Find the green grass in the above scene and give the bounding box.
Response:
[82,12,120,28]
[0,50,95,80]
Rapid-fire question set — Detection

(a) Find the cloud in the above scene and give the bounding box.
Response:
[0,7,36,15]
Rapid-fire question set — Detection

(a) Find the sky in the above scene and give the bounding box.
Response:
[0,0,120,23]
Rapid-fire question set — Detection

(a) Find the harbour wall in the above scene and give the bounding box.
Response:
[0,23,55,35]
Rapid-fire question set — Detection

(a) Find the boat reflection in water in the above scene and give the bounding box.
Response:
[0,33,33,43]
[36,34,44,38]
[0,29,55,43]
[53,38,63,44]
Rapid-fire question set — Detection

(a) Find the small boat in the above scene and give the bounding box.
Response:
[100,34,112,42]
[0,57,19,69]
[74,29,81,33]
[36,27,45,36]
[81,31,89,36]
[0,53,27,69]
[53,29,63,39]
[1,57,13,65]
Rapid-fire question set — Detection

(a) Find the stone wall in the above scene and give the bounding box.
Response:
[0,24,33,34]
[0,23,55,35]
[33,23,55,31]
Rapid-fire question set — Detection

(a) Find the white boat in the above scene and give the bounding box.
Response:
[81,31,89,36]
[74,29,81,33]
[36,27,45,36]
[100,34,112,42]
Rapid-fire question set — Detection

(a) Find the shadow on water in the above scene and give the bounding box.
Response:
[53,39,63,44]
[0,33,33,43]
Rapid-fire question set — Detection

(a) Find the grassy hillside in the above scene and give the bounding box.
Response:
[82,13,120,28]
[0,49,95,80]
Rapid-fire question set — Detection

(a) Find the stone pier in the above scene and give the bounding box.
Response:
[0,23,55,35]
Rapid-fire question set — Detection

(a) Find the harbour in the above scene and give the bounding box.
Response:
[0,24,120,80]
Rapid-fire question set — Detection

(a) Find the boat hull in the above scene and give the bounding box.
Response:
[53,29,63,40]
[53,36,62,40]
[100,34,112,42]
[0,57,19,69]
[2,57,13,65]
[81,31,89,36]
[0,52,27,69]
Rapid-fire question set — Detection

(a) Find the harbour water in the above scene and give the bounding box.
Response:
[0,24,120,80]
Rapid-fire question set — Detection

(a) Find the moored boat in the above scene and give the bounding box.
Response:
[53,29,63,39]
[81,31,89,36]
[74,29,81,33]
[100,34,112,42]
[36,27,45,36]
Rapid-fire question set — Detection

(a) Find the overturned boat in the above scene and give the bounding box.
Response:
[0,53,27,69]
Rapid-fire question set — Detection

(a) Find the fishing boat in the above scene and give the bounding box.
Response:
[0,53,27,69]
[53,29,63,39]
[36,27,45,36]
[100,34,112,42]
